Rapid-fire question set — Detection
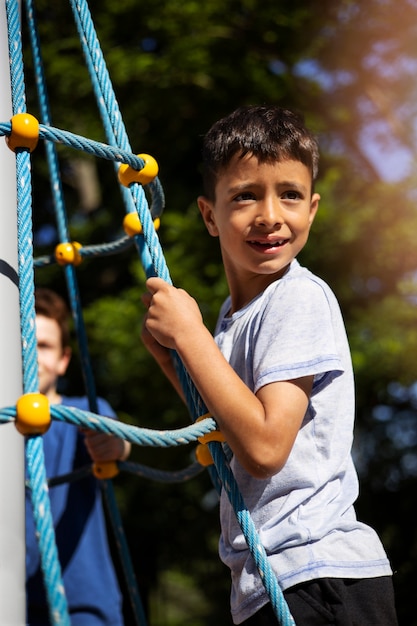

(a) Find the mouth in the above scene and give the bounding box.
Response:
[248,239,289,252]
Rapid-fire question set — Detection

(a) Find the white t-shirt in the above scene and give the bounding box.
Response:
[214,259,392,624]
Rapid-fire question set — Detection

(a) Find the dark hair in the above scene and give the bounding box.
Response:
[201,105,319,201]
[35,287,71,350]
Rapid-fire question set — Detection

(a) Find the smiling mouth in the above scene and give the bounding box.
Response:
[248,239,289,250]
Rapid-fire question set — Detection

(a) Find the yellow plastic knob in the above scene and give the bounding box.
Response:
[195,443,214,467]
[118,153,159,187]
[15,393,51,435]
[196,413,225,445]
[7,113,39,153]
[123,212,160,237]
[198,429,226,445]
[55,242,82,266]
[92,461,119,479]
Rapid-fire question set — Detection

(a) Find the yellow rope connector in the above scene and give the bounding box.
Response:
[7,113,40,153]
[92,461,119,480]
[118,153,159,187]
[195,413,225,467]
[55,241,82,266]
[15,392,51,436]
[196,413,226,445]
[196,443,215,467]
[123,212,160,237]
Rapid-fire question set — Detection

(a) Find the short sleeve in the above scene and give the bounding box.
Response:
[253,277,344,393]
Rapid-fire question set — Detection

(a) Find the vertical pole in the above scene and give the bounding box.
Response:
[0,0,25,623]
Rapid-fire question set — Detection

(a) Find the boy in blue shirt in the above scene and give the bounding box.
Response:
[26,287,130,625]
[141,105,398,625]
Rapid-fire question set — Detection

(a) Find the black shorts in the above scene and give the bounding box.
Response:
[240,576,398,626]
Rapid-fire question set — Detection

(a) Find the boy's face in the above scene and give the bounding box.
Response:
[36,315,71,399]
[198,154,320,309]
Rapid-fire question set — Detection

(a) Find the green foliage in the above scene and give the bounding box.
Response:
[22,0,417,622]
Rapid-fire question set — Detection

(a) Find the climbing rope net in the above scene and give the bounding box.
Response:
[0,0,296,624]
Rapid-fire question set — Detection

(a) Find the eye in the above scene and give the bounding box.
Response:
[234,191,256,202]
[282,190,301,201]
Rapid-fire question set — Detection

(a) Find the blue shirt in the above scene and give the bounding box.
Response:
[215,260,392,624]
[25,396,123,625]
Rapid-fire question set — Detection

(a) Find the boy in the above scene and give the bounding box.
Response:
[141,106,398,625]
[26,287,130,625]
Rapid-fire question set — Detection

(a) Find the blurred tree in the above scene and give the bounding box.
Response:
[16,0,417,623]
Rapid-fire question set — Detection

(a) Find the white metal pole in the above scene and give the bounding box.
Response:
[0,0,26,623]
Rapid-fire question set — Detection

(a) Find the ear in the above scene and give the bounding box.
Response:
[308,192,320,226]
[57,346,72,377]
[197,196,219,237]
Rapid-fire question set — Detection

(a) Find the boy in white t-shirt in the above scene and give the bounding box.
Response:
[141,105,398,625]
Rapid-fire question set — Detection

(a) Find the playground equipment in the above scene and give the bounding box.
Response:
[0,0,296,624]
[0,2,25,623]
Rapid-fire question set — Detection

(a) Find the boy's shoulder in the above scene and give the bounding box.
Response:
[61,395,116,418]
[217,261,339,327]
[258,261,342,328]
[269,260,335,301]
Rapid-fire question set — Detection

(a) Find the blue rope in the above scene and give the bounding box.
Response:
[33,234,135,269]
[23,3,161,623]
[101,480,148,626]
[210,442,295,625]
[67,0,166,283]
[3,0,297,622]
[46,461,205,488]
[52,406,217,447]
[120,460,205,483]
[0,121,153,170]
[2,403,218,446]
[54,1,296,622]
[24,0,98,414]
[5,0,70,623]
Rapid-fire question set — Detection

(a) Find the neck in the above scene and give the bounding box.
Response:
[228,266,291,314]
[45,390,62,404]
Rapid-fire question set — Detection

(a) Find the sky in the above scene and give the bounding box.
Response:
[292,59,415,184]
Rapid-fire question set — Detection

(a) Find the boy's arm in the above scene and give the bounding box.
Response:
[144,277,312,479]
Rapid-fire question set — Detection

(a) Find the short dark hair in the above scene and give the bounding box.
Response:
[35,287,71,350]
[201,105,319,201]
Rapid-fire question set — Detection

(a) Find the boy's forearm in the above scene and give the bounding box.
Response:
[172,322,311,478]
[144,278,309,476]
[173,323,272,472]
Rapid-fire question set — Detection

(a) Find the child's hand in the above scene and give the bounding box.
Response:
[83,429,130,462]
[141,279,192,401]
[144,277,202,350]
[141,290,172,366]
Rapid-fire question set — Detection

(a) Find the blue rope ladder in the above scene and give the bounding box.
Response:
[1,0,296,624]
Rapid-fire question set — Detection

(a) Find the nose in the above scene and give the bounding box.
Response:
[255,197,283,228]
